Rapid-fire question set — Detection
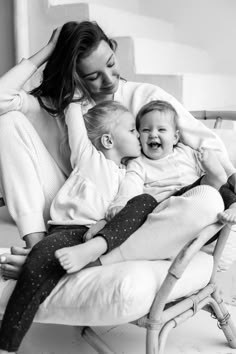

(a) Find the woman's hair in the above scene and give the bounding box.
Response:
[136,100,178,130]
[30,21,117,117]
[84,100,129,150]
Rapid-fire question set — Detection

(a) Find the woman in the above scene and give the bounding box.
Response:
[0,20,234,280]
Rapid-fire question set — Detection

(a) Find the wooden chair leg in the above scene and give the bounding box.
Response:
[208,291,236,348]
[158,321,176,354]
[81,326,115,354]
[146,328,161,354]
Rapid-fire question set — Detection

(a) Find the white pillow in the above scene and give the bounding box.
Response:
[0,250,213,326]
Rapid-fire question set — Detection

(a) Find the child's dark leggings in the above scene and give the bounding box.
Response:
[0,179,235,351]
[0,226,88,351]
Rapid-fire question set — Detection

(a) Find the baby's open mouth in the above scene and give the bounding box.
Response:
[148,142,161,149]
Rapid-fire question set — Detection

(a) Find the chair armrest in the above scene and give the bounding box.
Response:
[148,222,224,322]
[211,224,231,281]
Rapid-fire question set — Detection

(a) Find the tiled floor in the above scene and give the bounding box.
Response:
[1,206,236,354]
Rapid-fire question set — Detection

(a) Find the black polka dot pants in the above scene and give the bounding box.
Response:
[97,193,158,253]
[0,225,88,352]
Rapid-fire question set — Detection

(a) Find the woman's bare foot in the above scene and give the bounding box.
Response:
[218,203,236,224]
[0,248,30,280]
[55,237,107,274]
[199,148,227,189]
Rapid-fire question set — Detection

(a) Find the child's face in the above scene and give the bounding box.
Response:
[139,110,179,160]
[112,111,141,160]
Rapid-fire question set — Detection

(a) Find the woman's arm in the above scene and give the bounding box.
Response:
[0,28,61,114]
[29,28,61,68]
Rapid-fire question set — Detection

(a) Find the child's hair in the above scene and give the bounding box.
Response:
[31,21,117,116]
[136,100,178,130]
[84,100,130,150]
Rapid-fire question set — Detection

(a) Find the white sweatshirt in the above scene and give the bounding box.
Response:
[110,143,204,209]
[49,103,126,226]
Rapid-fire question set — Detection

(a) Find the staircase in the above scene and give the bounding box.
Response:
[15,0,236,111]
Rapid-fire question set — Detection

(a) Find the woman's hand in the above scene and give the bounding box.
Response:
[83,219,107,242]
[29,27,62,68]
[0,246,30,280]
[47,27,62,49]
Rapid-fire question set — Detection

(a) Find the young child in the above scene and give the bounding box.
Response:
[0,100,142,354]
[55,100,236,273]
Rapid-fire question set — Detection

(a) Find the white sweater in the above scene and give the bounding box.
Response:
[0,59,231,232]
[49,103,126,226]
[110,143,204,209]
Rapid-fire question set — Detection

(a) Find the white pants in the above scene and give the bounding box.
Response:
[100,186,224,264]
[0,112,67,237]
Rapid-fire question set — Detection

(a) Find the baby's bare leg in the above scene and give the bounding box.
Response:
[199,148,227,189]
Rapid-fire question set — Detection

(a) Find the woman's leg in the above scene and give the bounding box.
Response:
[0,111,67,240]
[218,184,236,224]
[0,111,68,278]
[0,226,87,352]
[100,185,224,264]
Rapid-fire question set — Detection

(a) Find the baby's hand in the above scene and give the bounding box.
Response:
[106,206,124,222]
[83,219,107,242]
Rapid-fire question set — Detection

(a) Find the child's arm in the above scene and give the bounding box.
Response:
[107,159,145,218]
[65,102,93,169]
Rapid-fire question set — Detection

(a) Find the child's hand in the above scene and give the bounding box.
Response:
[106,206,124,222]
[83,219,107,242]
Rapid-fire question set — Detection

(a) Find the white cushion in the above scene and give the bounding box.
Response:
[0,249,213,326]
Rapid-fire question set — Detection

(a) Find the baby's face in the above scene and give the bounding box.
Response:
[139,110,179,160]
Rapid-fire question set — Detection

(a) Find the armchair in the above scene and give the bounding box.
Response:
[0,111,236,354]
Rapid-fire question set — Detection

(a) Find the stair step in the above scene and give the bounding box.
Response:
[133,38,212,75]
[115,36,212,76]
[48,1,175,41]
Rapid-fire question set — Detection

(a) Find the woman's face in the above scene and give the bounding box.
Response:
[79,40,120,102]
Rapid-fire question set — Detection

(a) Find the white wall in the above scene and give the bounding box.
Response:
[139,0,236,74]
[0,0,14,75]
[2,0,236,76]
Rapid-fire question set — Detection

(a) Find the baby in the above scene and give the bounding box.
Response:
[56,100,236,273]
